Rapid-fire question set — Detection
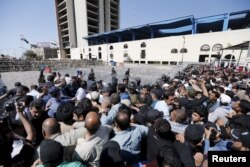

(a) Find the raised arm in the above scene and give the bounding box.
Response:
[15,102,36,141]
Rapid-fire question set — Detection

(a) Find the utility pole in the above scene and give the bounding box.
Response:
[181,36,185,65]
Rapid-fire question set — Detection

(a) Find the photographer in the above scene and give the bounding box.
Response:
[0,102,36,166]
[204,122,232,155]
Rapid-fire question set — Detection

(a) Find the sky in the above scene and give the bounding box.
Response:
[0,0,250,58]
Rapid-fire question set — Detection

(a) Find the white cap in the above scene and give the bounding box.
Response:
[121,99,131,107]
[91,91,100,100]
[220,94,231,104]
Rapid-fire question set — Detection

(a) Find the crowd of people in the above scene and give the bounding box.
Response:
[0,64,250,167]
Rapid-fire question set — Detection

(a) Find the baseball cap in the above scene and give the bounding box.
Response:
[121,99,131,107]
[40,139,63,166]
[240,132,250,149]
[220,94,231,104]
[100,141,123,167]
[91,91,100,100]
[14,82,22,87]
[185,124,205,145]
[102,86,110,93]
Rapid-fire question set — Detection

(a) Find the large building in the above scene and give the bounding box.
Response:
[54,0,120,59]
[80,9,250,67]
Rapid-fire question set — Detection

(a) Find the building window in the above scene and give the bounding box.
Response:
[171,48,178,53]
[141,50,146,59]
[98,52,102,59]
[212,44,223,51]
[124,44,128,49]
[109,45,113,50]
[80,54,83,59]
[141,42,146,48]
[110,54,114,59]
[98,47,101,51]
[200,44,210,51]
[89,48,91,51]
[180,48,188,53]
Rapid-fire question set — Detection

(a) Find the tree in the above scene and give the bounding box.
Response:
[23,50,42,60]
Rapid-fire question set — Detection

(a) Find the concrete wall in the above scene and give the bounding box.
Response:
[81,29,250,64]
[74,0,88,48]
[67,0,77,48]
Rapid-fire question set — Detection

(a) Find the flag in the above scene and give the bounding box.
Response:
[50,40,58,46]
[20,34,29,44]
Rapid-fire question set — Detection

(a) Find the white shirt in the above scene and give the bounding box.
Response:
[154,100,170,120]
[65,77,72,85]
[27,89,39,100]
[75,87,86,101]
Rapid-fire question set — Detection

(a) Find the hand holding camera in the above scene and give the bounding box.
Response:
[15,101,25,114]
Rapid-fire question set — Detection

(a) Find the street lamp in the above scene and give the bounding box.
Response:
[106,42,109,66]
[181,36,185,65]
[217,49,223,68]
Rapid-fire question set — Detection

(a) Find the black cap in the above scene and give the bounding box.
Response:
[185,124,205,144]
[14,82,21,87]
[146,109,164,124]
[40,139,63,166]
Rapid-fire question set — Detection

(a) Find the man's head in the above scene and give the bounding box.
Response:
[84,112,101,135]
[115,105,131,131]
[170,107,186,123]
[42,118,61,138]
[16,85,29,96]
[154,118,174,141]
[162,90,175,105]
[74,98,92,121]
[231,130,250,151]
[101,96,111,108]
[110,93,120,105]
[191,106,207,124]
[209,90,220,101]
[150,88,163,100]
[80,80,87,89]
[56,102,74,125]
[233,100,250,115]
[157,145,182,167]
[40,139,63,166]
[220,94,231,106]
[29,99,45,119]
[185,124,205,146]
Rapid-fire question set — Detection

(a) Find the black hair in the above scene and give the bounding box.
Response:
[19,95,34,107]
[162,90,175,100]
[154,118,175,141]
[239,100,250,114]
[80,80,87,89]
[156,145,182,167]
[75,98,93,118]
[30,99,45,111]
[118,84,126,93]
[56,102,74,125]
[217,87,225,94]
[192,105,207,118]
[225,90,234,99]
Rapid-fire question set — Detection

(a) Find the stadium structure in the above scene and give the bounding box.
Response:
[76,9,250,67]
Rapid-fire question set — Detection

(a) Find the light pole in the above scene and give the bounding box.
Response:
[181,36,185,65]
[106,42,109,66]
